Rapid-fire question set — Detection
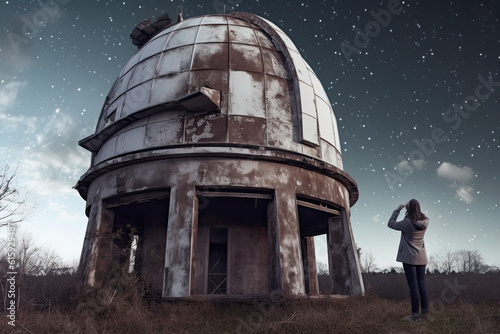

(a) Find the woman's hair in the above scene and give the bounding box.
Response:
[406,199,428,220]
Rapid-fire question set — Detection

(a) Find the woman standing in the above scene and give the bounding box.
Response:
[388,199,429,321]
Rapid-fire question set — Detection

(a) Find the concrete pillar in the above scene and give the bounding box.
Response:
[327,209,365,296]
[340,209,365,296]
[267,198,281,292]
[275,190,304,295]
[189,195,199,296]
[163,185,195,297]
[327,215,349,295]
[91,203,115,288]
[304,236,319,295]
[76,203,99,291]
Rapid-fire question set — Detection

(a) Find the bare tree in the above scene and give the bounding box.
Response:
[440,249,458,274]
[457,249,485,274]
[14,233,63,277]
[360,251,378,273]
[0,232,67,311]
[0,163,29,228]
[427,254,440,273]
[487,266,500,273]
[316,262,328,275]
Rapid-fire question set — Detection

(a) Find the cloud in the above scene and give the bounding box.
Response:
[437,162,476,203]
[454,185,475,203]
[411,159,426,171]
[0,112,38,134]
[395,160,411,175]
[0,80,26,110]
[17,113,92,199]
[437,162,474,182]
[0,35,33,78]
[395,158,426,175]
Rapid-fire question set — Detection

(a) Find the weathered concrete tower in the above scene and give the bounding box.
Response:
[76,12,364,298]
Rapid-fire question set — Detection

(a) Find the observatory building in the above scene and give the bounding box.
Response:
[75,12,364,299]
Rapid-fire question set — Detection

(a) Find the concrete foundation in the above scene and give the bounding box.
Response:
[78,153,364,298]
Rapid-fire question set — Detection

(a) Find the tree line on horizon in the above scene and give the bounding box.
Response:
[357,248,499,274]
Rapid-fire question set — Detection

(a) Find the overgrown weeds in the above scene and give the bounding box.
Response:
[2,292,499,333]
[1,272,499,333]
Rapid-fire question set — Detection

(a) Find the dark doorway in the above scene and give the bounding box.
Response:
[106,194,169,295]
[297,197,340,295]
[195,190,272,295]
[111,204,145,274]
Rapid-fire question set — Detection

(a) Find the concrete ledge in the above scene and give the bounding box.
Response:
[75,144,358,206]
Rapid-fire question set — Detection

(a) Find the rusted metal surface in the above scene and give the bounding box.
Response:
[77,157,362,297]
[227,115,266,146]
[77,146,357,206]
[76,13,364,299]
[81,12,344,168]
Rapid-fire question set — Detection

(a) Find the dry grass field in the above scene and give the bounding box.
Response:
[1,273,499,333]
[2,294,499,333]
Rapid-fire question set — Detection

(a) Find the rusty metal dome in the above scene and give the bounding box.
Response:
[77,12,356,205]
[81,13,341,159]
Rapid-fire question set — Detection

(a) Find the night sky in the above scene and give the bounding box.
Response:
[1,0,498,270]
